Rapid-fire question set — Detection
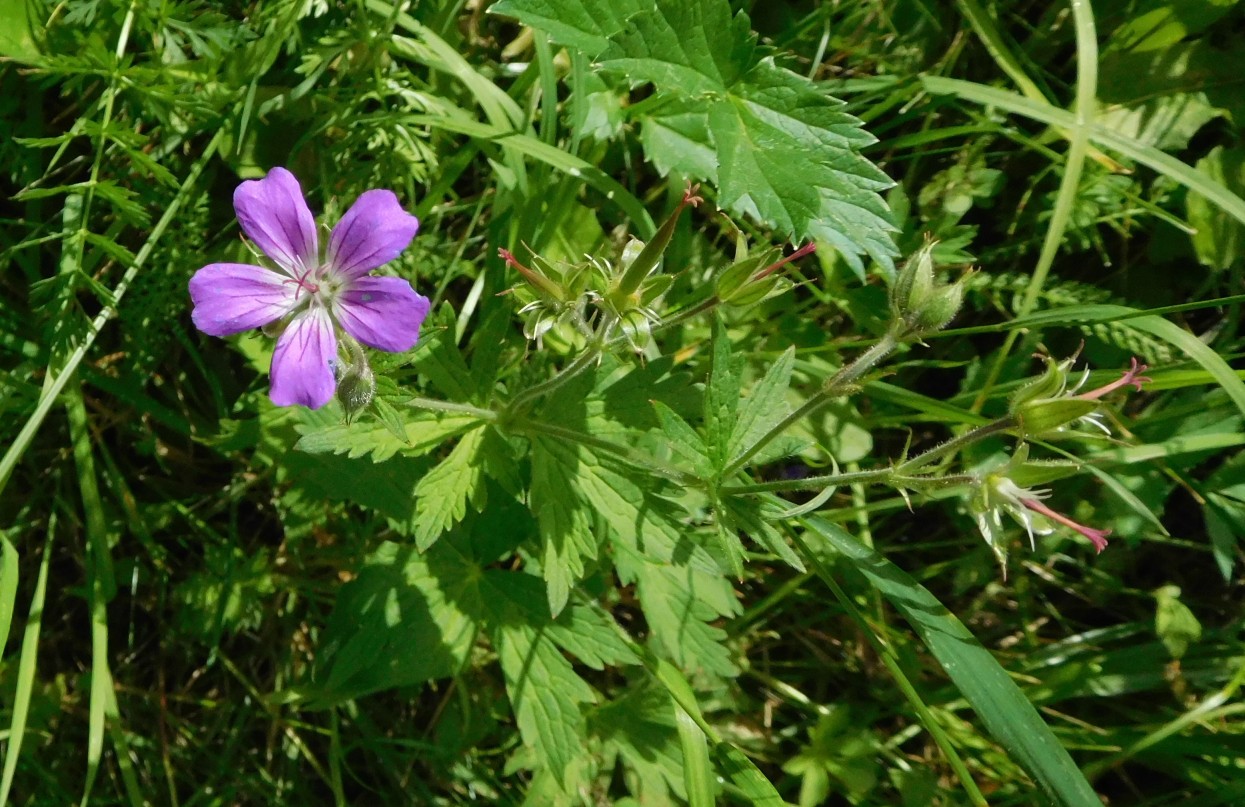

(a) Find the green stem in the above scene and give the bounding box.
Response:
[897,417,1017,473]
[505,338,605,415]
[406,396,498,420]
[722,332,900,477]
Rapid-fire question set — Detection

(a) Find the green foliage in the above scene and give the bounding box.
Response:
[4,0,1245,804]
[491,0,897,273]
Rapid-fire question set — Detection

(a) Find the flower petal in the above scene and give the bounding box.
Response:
[189,262,297,336]
[270,308,337,409]
[327,190,419,278]
[334,276,430,352]
[234,167,319,274]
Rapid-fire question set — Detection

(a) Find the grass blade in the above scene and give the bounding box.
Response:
[0,519,53,805]
[921,76,1245,228]
[799,516,1103,807]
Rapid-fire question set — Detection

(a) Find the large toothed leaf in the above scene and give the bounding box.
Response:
[487,0,897,271]
[600,0,754,94]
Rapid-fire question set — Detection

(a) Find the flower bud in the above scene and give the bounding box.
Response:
[1014,397,1100,438]
[889,239,966,338]
[336,359,376,421]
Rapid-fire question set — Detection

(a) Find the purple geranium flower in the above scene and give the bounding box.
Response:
[189,167,430,409]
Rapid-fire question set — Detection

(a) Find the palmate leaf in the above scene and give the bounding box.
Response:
[490,0,897,272]
[552,444,737,678]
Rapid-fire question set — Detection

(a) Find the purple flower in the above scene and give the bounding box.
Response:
[189,168,430,409]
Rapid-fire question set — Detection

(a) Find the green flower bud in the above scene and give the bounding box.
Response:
[1014,397,1100,438]
[1009,356,1068,410]
[889,240,965,338]
[891,239,936,320]
[613,183,702,298]
[336,359,376,421]
[728,276,784,307]
[716,250,776,301]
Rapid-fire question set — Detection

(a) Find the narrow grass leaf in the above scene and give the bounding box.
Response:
[0,526,51,805]
[800,516,1102,807]
[0,533,16,659]
[675,702,715,807]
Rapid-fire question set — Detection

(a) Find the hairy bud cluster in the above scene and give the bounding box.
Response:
[888,240,967,339]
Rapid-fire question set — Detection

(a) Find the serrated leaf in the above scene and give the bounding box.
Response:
[652,400,713,476]
[640,100,719,178]
[603,1,894,270]
[546,602,641,670]
[572,451,722,575]
[592,686,687,803]
[488,0,650,57]
[494,617,595,790]
[306,541,479,704]
[412,426,490,551]
[727,346,795,465]
[531,437,600,616]
[613,547,738,678]
[706,78,895,273]
[704,320,741,469]
[600,0,754,95]
[721,496,805,572]
[294,411,478,462]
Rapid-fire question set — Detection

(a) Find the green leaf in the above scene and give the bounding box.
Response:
[652,400,713,476]
[412,426,491,551]
[488,0,649,56]
[600,0,754,94]
[572,451,723,576]
[720,496,805,571]
[614,550,738,678]
[546,602,641,670]
[800,517,1102,807]
[0,0,39,62]
[1154,585,1203,660]
[492,0,896,269]
[704,320,741,470]
[728,345,795,465]
[306,541,479,704]
[703,70,896,272]
[493,613,596,790]
[1188,146,1245,270]
[592,686,687,802]
[531,437,601,616]
[0,533,16,659]
[294,410,480,462]
[675,701,715,807]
